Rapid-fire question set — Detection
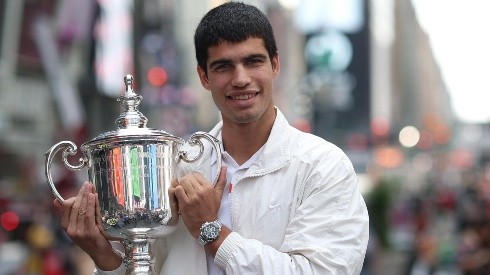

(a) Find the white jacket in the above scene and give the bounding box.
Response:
[96,108,369,274]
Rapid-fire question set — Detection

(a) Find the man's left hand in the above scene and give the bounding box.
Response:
[172,166,227,238]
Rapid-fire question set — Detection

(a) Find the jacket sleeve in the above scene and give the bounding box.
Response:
[214,150,370,274]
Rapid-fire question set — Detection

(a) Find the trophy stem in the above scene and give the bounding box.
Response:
[122,228,156,275]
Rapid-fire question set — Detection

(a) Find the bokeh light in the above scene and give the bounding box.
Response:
[1,211,20,231]
[399,126,420,148]
[371,116,390,137]
[374,146,404,169]
[147,66,168,87]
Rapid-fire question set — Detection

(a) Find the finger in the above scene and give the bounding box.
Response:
[54,197,75,229]
[178,176,199,197]
[93,192,111,239]
[68,183,88,228]
[87,183,103,229]
[94,191,102,225]
[214,166,228,196]
[52,199,61,217]
[77,184,90,224]
[188,173,207,192]
[87,182,99,215]
[167,188,180,225]
[171,178,180,188]
[53,198,62,209]
[168,187,180,209]
[173,185,188,202]
[84,192,97,228]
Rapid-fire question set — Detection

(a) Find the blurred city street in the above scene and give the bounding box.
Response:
[1,0,490,274]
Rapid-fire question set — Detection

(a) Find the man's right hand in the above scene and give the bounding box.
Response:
[53,182,123,271]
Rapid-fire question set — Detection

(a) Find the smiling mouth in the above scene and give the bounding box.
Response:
[228,93,258,100]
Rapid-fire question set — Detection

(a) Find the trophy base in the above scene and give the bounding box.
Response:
[122,228,157,275]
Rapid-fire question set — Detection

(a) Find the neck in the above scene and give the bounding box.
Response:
[221,108,276,165]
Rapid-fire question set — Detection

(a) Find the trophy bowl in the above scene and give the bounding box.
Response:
[45,75,222,274]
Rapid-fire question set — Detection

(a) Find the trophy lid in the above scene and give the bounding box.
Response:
[81,74,181,149]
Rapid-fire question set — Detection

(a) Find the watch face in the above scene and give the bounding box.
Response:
[202,223,220,241]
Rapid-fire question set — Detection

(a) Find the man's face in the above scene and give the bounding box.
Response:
[197,37,280,125]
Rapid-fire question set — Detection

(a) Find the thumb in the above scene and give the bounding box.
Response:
[214,166,228,196]
[53,198,62,208]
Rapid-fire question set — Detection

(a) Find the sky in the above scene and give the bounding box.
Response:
[412,0,490,124]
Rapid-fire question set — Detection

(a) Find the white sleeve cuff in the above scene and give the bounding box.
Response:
[214,232,245,268]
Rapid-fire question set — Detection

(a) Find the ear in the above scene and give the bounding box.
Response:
[197,65,211,90]
[271,54,280,78]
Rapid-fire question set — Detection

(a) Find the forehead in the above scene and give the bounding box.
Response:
[206,37,268,63]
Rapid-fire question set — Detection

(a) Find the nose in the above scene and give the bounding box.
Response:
[231,65,251,87]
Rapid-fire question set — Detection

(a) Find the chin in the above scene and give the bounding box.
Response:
[231,114,258,124]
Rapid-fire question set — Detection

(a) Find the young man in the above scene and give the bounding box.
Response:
[53,2,369,274]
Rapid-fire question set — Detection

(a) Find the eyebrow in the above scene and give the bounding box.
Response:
[208,53,268,69]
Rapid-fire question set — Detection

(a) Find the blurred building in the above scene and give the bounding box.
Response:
[369,0,454,180]
[391,0,453,130]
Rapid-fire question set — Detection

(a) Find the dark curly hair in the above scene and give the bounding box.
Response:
[194,2,278,75]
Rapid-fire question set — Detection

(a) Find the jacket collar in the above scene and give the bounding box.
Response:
[208,107,291,177]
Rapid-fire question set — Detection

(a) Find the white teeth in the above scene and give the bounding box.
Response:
[232,94,254,100]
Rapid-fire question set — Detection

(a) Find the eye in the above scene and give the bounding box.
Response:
[210,61,233,72]
[214,64,232,72]
[245,58,265,67]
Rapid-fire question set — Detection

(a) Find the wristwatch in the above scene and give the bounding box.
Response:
[198,220,222,245]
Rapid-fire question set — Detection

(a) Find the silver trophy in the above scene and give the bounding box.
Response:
[45,74,222,274]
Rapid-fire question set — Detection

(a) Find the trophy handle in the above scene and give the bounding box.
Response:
[45,141,88,202]
[179,132,223,185]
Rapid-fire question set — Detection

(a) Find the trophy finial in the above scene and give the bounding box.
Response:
[116,74,148,129]
[124,74,135,95]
